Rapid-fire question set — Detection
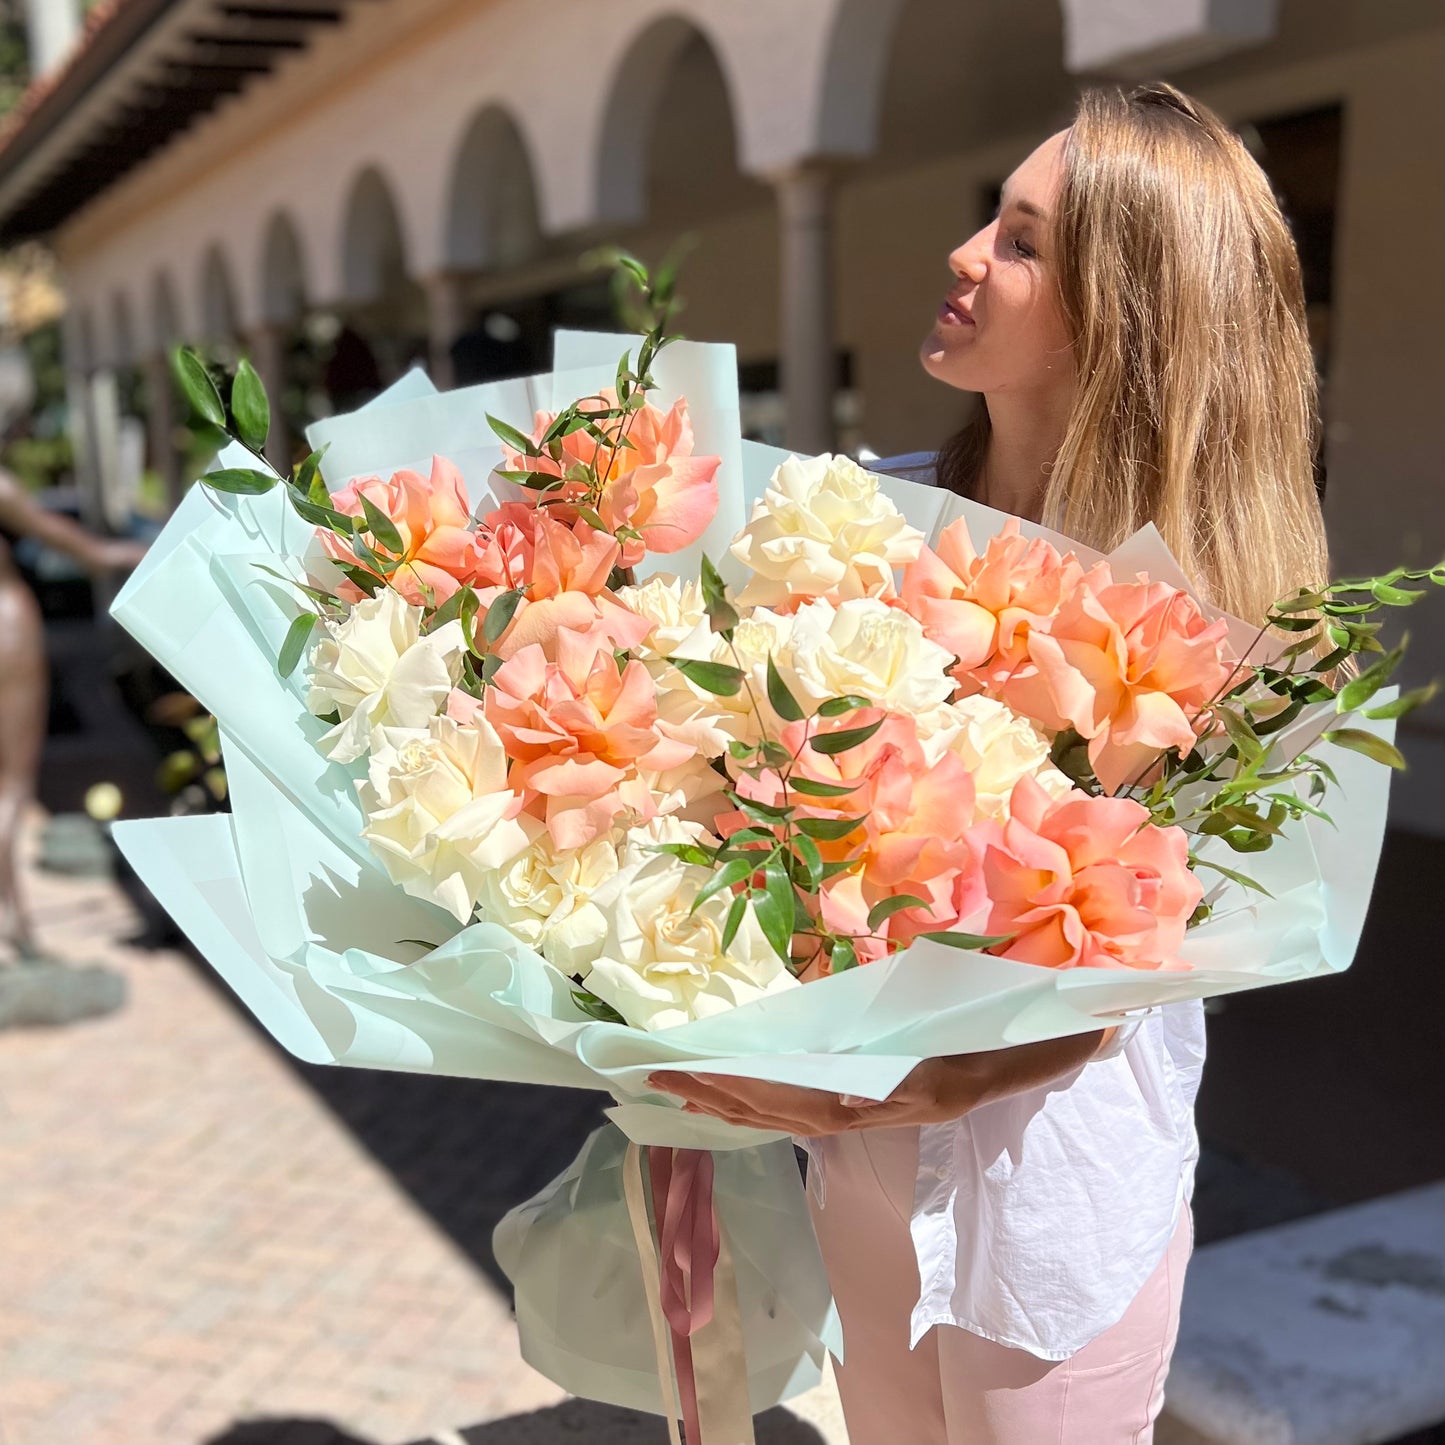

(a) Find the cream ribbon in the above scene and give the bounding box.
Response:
[623,1142,757,1445]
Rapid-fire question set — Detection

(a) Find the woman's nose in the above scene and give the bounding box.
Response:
[949,225,992,283]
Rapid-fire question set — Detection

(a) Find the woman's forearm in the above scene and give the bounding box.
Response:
[941,1026,1115,1113]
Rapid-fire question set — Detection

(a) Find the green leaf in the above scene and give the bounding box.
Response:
[571,988,627,1025]
[1371,580,1427,606]
[809,717,885,755]
[1192,857,1273,896]
[171,347,225,429]
[277,611,317,678]
[1270,587,1327,615]
[350,530,392,576]
[487,413,540,456]
[1322,727,1407,769]
[335,563,381,598]
[231,357,270,453]
[795,814,867,841]
[691,857,755,913]
[720,892,747,953]
[918,930,1014,951]
[359,494,405,555]
[204,467,277,496]
[1363,682,1439,720]
[818,858,859,882]
[1335,645,1405,713]
[286,489,354,534]
[867,894,932,930]
[735,797,794,827]
[830,938,859,972]
[759,740,794,769]
[766,655,805,722]
[752,859,796,962]
[700,554,739,634]
[483,588,526,644]
[792,834,824,890]
[650,842,715,867]
[788,776,862,799]
[817,695,872,718]
[673,657,745,696]
[296,444,328,497]
[720,827,778,851]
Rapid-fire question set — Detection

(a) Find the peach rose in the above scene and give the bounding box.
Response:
[483,627,694,849]
[899,517,1089,693]
[727,710,984,966]
[1002,574,1234,794]
[322,455,487,607]
[473,504,652,660]
[503,392,720,567]
[964,774,1202,971]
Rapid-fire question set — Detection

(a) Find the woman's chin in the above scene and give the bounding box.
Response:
[919,335,977,389]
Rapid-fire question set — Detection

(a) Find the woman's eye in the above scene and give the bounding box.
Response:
[1010,235,1036,259]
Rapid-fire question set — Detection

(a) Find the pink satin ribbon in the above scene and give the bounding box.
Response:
[648,1147,721,1445]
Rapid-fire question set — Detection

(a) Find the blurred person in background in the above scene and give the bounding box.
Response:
[656,82,1330,1445]
[0,467,144,964]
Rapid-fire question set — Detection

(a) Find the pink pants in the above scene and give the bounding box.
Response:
[808,1126,1191,1445]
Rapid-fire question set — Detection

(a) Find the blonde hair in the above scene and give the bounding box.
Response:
[939,83,1330,624]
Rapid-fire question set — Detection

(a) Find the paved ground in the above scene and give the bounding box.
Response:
[0,809,845,1445]
[4,795,1440,1445]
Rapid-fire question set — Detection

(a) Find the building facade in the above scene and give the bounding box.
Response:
[1,0,1442,827]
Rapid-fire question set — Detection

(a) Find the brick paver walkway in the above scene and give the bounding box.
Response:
[0,812,844,1445]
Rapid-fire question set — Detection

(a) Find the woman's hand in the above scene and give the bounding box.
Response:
[648,1027,1116,1136]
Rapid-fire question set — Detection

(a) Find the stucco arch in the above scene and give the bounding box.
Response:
[198,245,240,341]
[259,211,310,325]
[150,271,182,354]
[339,165,412,307]
[442,105,542,272]
[109,289,138,369]
[594,13,742,227]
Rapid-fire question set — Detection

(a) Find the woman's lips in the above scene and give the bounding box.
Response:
[938,298,974,326]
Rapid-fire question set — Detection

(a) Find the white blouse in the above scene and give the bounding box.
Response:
[806,1001,1206,1360]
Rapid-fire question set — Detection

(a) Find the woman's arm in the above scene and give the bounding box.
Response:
[648,1026,1117,1136]
[0,469,147,574]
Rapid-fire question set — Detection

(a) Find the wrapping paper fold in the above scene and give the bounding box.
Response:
[109,331,1395,1418]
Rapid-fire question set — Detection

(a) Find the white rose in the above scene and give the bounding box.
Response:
[660,608,797,750]
[616,576,712,659]
[476,834,620,973]
[730,453,924,607]
[778,598,954,716]
[358,714,541,923]
[581,851,798,1031]
[918,695,1073,820]
[306,588,466,764]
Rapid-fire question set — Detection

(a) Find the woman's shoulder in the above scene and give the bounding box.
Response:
[869,451,938,487]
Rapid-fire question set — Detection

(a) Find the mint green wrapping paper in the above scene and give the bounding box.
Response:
[109,333,1395,1417]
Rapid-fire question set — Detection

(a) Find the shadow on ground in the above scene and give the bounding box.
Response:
[441,1398,827,1445]
[201,1402,827,1445]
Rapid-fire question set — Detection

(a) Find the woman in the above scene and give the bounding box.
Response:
[651,83,1330,1444]
[0,467,145,963]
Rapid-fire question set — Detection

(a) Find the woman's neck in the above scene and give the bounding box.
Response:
[978,388,1073,524]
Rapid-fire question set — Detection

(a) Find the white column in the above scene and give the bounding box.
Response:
[772,163,837,455]
[423,271,469,392]
[21,0,81,78]
[143,351,185,514]
[245,323,291,473]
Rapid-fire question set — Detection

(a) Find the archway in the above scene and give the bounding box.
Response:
[337,165,424,396]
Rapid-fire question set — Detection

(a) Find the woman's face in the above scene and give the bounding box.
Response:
[920,129,1075,401]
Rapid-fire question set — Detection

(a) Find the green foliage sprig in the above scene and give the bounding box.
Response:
[486,248,684,587]
[1080,561,1445,915]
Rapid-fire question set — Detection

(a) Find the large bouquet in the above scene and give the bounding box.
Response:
[114,262,1439,1444]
